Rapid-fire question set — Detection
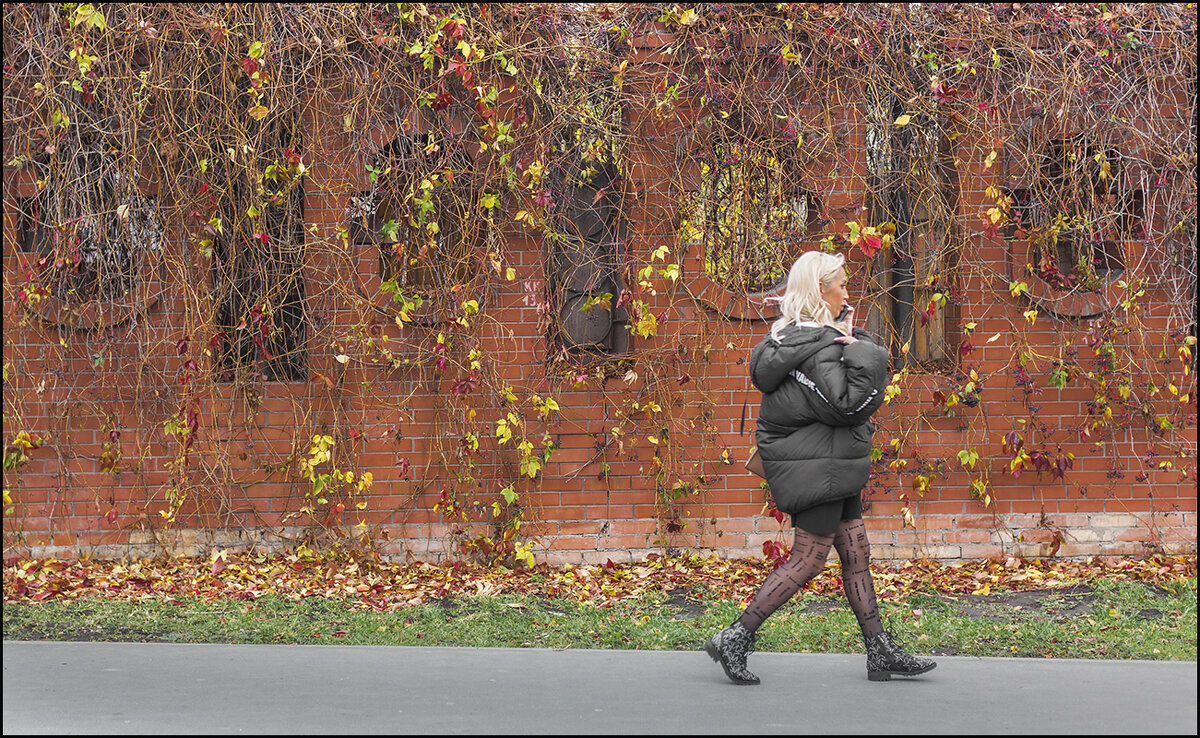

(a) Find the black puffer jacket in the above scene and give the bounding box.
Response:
[749,323,890,515]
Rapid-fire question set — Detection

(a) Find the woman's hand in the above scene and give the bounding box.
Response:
[834,304,858,344]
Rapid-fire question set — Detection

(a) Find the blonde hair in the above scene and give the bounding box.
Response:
[768,250,848,341]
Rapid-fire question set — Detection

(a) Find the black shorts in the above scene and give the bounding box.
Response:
[789,493,863,536]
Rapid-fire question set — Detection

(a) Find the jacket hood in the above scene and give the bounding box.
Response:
[750,324,842,393]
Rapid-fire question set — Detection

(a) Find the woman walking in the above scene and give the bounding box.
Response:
[705,250,936,684]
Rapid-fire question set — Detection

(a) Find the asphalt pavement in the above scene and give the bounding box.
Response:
[2,640,1196,735]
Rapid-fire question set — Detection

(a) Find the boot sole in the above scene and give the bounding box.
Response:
[704,639,760,685]
[867,662,937,681]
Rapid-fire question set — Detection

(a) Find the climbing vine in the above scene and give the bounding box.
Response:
[2,3,1195,563]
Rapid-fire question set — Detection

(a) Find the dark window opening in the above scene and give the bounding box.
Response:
[538,47,629,359]
[211,122,308,383]
[548,155,630,356]
[1035,234,1125,293]
[351,132,483,318]
[13,151,162,304]
[864,91,958,369]
[684,141,818,296]
[1022,136,1141,295]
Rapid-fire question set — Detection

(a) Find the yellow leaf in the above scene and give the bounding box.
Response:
[248,105,269,121]
[894,114,912,126]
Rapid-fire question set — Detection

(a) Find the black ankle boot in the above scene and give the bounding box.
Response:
[704,621,760,685]
[864,629,937,681]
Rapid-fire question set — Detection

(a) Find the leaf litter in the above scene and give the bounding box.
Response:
[4,552,1193,612]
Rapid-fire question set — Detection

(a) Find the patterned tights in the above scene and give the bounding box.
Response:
[736,518,884,638]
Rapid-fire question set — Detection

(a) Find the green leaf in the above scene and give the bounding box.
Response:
[74,4,106,31]
[957,448,980,469]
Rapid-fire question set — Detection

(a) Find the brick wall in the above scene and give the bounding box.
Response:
[3,8,1196,564]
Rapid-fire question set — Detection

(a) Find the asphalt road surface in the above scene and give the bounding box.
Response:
[3,641,1196,734]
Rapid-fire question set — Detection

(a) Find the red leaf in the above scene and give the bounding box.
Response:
[858,234,883,258]
[452,376,479,397]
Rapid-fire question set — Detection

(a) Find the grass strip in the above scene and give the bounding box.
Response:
[4,578,1194,661]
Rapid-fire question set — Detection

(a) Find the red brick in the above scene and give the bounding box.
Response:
[945,530,994,544]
